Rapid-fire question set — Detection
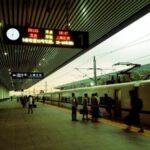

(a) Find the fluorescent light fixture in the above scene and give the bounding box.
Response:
[0,22,3,27]
[4,52,8,56]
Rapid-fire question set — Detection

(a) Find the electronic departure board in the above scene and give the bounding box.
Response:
[11,72,44,79]
[3,26,89,48]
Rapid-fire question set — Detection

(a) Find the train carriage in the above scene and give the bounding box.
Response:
[40,80,150,126]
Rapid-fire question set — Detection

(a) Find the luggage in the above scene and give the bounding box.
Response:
[98,112,103,118]
[124,114,131,125]
[79,109,84,114]
[88,108,92,115]
[80,108,88,114]
[33,104,37,108]
[124,113,140,126]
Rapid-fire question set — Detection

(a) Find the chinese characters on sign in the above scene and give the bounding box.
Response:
[22,28,54,45]
[55,31,74,46]
[3,26,89,48]
[11,72,44,79]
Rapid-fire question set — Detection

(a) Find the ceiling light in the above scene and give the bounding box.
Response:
[83,8,86,12]
[42,58,45,61]
[0,22,3,27]
[4,52,8,56]
[39,63,41,66]
[8,69,11,72]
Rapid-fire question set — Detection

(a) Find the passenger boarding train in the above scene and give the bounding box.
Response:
[38,80,150,126]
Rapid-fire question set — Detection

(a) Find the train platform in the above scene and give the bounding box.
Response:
[0,100,150,150]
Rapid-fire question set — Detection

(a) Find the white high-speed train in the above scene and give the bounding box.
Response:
[38,80,150,126]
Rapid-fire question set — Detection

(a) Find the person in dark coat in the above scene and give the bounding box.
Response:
[28,95,34,114]
[42,96,46,104]
[91,93,99,122]
[82,93,89,120]
[104,94,113,119]
[71,93,78,121]
[125,90,144,132]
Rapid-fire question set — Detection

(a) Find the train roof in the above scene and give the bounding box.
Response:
[43,79,150,95]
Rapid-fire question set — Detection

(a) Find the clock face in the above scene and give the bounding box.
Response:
[6,28,20,40]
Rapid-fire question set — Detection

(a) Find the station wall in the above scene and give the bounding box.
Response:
[0,84,9,100]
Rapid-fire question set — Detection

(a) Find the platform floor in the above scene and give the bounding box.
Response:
[0,100,150,150]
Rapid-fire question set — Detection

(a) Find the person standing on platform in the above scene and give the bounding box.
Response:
[104,94,113,119]
[91,93,99,122]
[91,93,95,121]
[71,93,78,121]
[82,93,89,120]
[42,96,46,104]
[125,90,144,132]
[17,97,19,103]
[28,95,33,114]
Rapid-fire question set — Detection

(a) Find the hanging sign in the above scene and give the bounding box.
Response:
[11,72,44,79]
[3,26,89,49]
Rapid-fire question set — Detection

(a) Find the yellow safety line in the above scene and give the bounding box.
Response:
[43,103,150,137]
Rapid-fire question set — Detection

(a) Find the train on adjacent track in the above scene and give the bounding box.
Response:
[38,80,150,126]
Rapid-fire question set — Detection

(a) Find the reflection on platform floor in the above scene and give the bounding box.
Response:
[0,100,150,150]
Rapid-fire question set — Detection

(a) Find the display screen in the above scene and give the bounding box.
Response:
[3,26,89,49]
[11,72,44,79]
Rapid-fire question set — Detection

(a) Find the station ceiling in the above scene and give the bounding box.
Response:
[0,0,149,91]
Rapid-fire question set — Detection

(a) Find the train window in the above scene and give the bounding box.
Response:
[77,96,82,105]
[61,97,70,103]
[67,97,71,103]
[61,96,67,102]
[61,96,65,102]
[65,97,68,102]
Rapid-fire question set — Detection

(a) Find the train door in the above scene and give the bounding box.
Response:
[58,93,61,106]
[139,84,150,111]
[114,89,122,119]
[50,93,52,104]
[115,89,121,102]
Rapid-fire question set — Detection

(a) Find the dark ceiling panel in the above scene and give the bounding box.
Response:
[0,0,149,90]
[18,0,23,25]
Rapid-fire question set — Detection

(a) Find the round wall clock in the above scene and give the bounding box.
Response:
[6,28,20,40]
